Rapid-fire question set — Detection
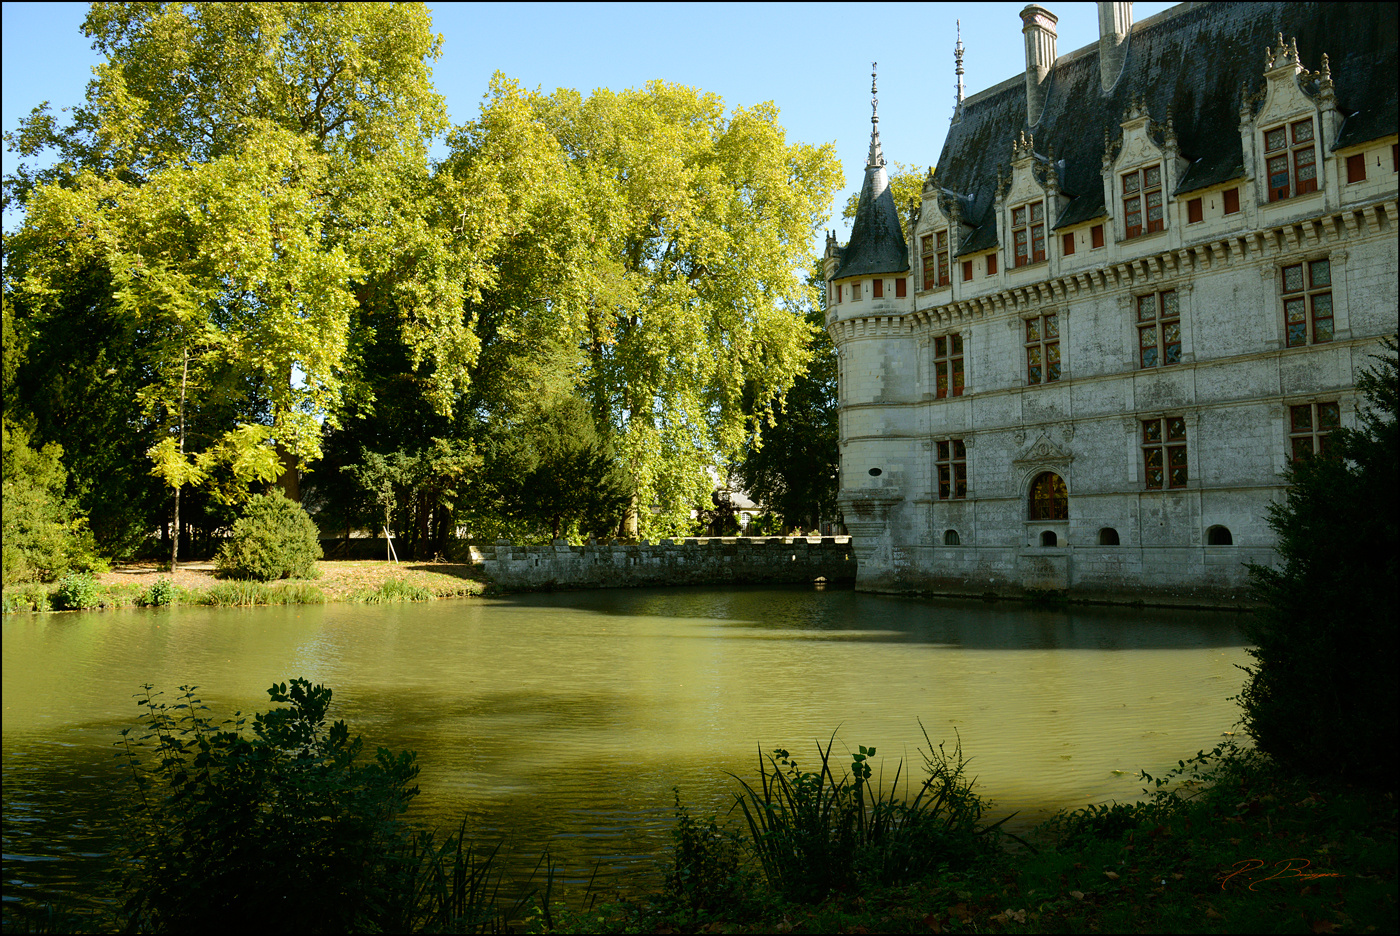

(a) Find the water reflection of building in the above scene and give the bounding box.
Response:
[826,2,1397,602]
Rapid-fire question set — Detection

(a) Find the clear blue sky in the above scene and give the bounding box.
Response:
[2,1,1175,245]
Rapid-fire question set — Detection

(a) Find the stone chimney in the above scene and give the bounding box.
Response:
[1098,1,1132,91]
[1021,5,1058,127]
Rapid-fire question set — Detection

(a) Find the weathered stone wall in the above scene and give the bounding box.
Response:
[481,537,857,591]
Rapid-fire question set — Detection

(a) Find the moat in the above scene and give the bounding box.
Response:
[2,585,1248,911]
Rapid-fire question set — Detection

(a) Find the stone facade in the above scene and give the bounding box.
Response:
[482,537,857,591]
[826,2,1397,604]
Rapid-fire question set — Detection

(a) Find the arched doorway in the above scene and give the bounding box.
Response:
[1028,472,1068,520]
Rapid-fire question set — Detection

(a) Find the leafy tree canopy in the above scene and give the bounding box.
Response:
[4,2,475,504]
[440,76,842,537]
[736,263,839,533]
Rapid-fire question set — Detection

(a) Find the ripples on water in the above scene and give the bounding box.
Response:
[3,586,1250,912]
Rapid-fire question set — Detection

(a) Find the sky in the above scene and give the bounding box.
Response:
[2,1,1176,246]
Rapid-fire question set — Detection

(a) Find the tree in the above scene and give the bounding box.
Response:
[473,395,631,542]
[4,3,475,524]
[1242,340,1398,786]
[1,423,104,584]
[737,264,839,533]
[445,78,842,538]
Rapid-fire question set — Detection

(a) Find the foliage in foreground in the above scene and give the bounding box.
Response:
[214,492,323,581]
[569,742,1397,935]
[1244,340,1398,787]
[667,724,1007,915]
[110,679,540,935]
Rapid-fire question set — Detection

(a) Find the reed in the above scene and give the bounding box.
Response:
[355,578,433,603]
[729,722,1012,901]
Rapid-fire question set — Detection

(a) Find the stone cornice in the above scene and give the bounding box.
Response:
[826,197,1396,342]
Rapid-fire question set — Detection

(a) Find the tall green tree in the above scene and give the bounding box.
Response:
[4,3,475,533]
[1242,341,1398,786]
[441,77,842,538]
[737,264,839,533]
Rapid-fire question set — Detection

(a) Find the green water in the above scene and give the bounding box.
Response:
[2,586,1249,909]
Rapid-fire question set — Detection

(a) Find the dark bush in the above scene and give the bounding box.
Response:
[214,492,322,581]
[1244,340,1397,786]
[113,680,422,934]
[666,790,752,916]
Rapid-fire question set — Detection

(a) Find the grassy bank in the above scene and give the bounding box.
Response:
[540,745,1396,935]
[1,559,489,612]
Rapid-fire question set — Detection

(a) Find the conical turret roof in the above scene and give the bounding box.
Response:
[833,64,909,280]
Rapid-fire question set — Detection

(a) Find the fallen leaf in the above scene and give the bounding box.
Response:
[1104,871,1120,880]
[921,912,944,933]
[1206,907,1224,920]
[1071,890,1085,901]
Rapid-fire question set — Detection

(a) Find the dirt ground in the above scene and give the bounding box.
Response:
[99,559,489,600]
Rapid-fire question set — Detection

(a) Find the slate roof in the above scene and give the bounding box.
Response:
[833,136,910,278]
[935,1,1398,248]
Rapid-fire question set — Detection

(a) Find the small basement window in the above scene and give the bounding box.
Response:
[1040,530,1058,547]
[1207,525,1233,545]
[1098,527,1120,545]
[944,529,961,546]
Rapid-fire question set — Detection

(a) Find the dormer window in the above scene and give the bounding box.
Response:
[1012,202,1045,267]
[1122,165,1163,238]
[1265,118,1317,201]
[921,232,951,289]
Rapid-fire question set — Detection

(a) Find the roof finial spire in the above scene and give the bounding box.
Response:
[867,62,886,169]
[954,20,966,108]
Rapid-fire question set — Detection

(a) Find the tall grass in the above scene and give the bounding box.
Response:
[380,819,548,934]
[200,580,325,606]
[354,578,433,603]
[729,722,1012,901]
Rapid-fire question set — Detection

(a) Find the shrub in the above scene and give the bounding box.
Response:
[143,577,175,607]
[665,790,752,917]
[113,679,422,934]
[54,572,101,610]
[2,424,106,584]
[214,493,323,581]
[1244,341,1397,786]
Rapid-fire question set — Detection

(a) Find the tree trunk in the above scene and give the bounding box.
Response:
[171,347,188,571]
[276,444,301,502]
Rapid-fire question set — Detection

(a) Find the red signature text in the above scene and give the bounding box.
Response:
[1218,858,1343,891]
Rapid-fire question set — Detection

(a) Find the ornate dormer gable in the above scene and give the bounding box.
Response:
[916,189,954,293]
[1251,34,1336,204]
[1104,96,1184,242]
[918,168,949,233]
[1042,143,1068,230]
[1001,131,1051,269]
